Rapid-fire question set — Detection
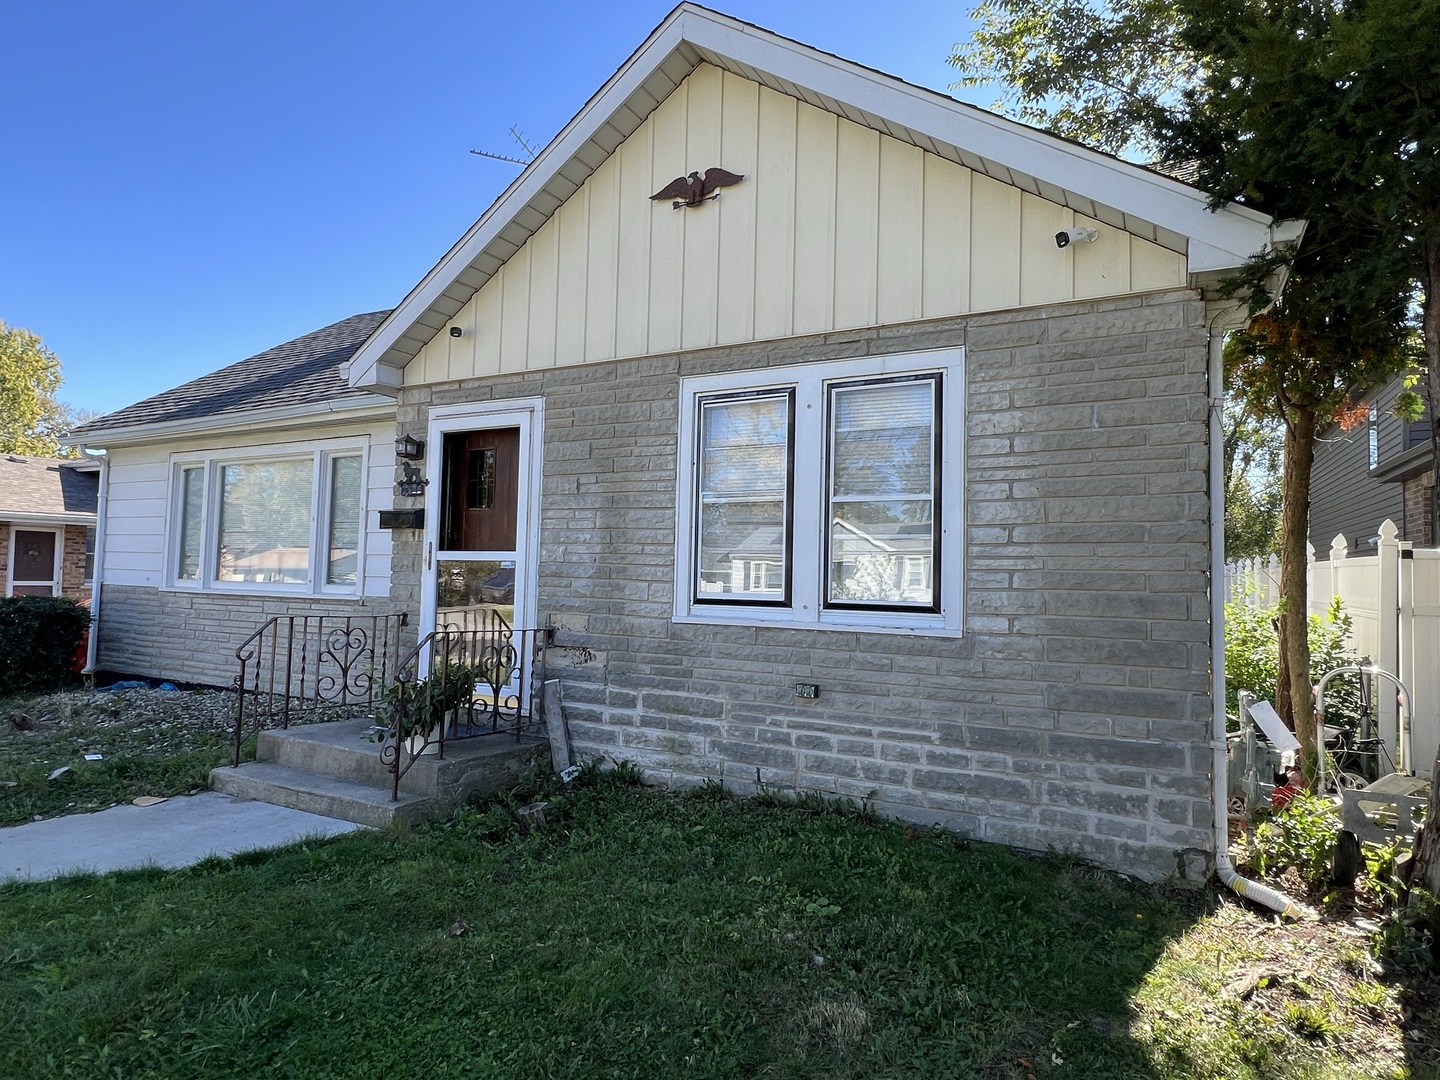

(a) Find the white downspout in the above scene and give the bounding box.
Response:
[82,450,109,677]
[1207,322,1307,918]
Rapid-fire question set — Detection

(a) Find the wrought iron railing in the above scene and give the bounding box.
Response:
[379,613,552,801]
[231,612,409,766]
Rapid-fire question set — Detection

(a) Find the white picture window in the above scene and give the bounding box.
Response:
[168,442,366,595]
[675,349,962,636]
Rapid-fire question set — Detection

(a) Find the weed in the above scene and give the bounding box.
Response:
[1242,792,1341,888]
[1282,998,1340,1040]
[1345,979,1389,1015]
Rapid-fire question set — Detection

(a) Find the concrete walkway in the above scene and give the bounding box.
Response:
[0,792,366,883]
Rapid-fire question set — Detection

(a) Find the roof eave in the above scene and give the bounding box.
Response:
[0,511,97,526]
[347,2,1294,389]
[1374,442,1432,484]
[64,395,398,450]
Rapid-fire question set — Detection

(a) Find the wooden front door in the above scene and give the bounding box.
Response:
[442,428,520,552]
[10,528,60,596]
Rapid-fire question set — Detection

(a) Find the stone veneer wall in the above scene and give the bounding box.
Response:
[95,587,402,687]
[413,288,1213,880]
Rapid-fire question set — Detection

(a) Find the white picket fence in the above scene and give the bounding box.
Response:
[1225,519,1438,778]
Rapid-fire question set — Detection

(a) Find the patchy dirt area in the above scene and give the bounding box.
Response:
[1133,892,1440,1078]
[2,684,236,731]
[0,687,238,823]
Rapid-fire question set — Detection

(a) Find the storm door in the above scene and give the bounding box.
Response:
[8,528,61,597]
[435,427,523,637]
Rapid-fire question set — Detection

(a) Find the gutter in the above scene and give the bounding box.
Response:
[0,512,98,528]
[83,451,110,677]
[1207,319,1308,919]
[61,395,397,451]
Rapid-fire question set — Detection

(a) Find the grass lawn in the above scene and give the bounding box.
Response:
[3,768,1437,1079]
[0,688,238,826]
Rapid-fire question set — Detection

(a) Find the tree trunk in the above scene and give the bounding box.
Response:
[1279,409,1318,785]
[1412,243,1440,897]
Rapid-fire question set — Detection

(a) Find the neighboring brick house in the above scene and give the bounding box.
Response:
[72,5,1302,880]
[1310,374,1433,553]
[0,454,98,601]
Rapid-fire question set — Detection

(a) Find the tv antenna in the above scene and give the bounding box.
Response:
[470,126,539,166]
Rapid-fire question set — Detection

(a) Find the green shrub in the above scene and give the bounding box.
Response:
[0,596,91,695]
[1241,793,1342,888]
[1224,595,1362,727]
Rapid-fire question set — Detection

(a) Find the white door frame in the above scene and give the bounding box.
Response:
[6,524,65,597]
[420,397,544,638]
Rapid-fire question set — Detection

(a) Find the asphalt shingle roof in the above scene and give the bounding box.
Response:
[0,456,98,519]
[71,310,392,437]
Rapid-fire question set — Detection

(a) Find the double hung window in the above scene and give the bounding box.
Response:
[676,349,962,635]
[170,442,365,594]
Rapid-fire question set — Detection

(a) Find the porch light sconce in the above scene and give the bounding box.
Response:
[394,434,426,460]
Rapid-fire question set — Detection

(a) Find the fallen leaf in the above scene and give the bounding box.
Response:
[133,796,168,807]
[47,766,70,781]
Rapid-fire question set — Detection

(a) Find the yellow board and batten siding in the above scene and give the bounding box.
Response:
[408,64,1187,386]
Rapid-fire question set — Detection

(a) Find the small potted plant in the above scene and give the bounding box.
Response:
[386,661,476,755]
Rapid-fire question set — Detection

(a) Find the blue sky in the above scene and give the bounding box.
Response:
[2,1,983,418]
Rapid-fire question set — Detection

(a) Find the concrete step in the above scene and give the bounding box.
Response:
[256,719,416,792]
[210,761,436,829]
[256,719,548,802]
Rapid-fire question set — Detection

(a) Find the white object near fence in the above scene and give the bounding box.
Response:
[1225,518,1436,778]
[1246,699,1301,753]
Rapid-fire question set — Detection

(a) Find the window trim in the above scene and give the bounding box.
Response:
[823,372,942,615]
[691,387,795,608]
[83,526,97,586]
[673,348,964,636]
[164,437,369,597]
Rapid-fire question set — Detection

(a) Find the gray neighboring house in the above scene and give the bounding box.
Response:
[73,5,1304,881]
[1310,374,1433,555]
[0,454,99,601]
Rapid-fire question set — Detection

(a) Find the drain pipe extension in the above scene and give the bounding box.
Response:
[83,449,109,678]
[1207,321,1307,919]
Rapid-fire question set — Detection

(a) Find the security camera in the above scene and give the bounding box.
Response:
[1055,226,1099,249]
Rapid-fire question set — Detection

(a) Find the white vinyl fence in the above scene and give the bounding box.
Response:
[1226,519,1438,778]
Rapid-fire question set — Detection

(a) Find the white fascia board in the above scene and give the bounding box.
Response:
[346,10,695,390]
[64,396,398,450]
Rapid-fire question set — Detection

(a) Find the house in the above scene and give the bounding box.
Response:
[0,454,98,600]
[73,5,1301,880]
[67,311,399,683]
[1310,373,1434,554]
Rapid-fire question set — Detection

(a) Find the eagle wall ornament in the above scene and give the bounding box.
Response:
[650,168,745,208]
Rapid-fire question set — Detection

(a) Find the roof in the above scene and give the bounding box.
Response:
[0,456,98,523]
[71,310,392,442]
[345,3,1302,391]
